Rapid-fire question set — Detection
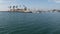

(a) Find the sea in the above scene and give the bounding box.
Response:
[0,11,60,34]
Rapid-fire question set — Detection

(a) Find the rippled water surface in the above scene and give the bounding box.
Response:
[0,12,60,34]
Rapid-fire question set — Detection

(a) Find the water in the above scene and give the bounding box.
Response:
[0,12,60,34]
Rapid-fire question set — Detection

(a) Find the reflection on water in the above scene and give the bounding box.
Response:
[0,12,60,34]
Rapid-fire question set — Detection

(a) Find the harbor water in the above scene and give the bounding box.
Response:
[0,12,60,34]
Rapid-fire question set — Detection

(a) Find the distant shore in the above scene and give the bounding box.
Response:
[0,11,33,13]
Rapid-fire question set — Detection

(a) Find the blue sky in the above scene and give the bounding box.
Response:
[0,0,60,11]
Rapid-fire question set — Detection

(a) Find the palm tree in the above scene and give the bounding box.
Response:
[13,6,15,9]
[9,6,12,11]
[9,6,11,9]
[16,6,18,9]
[12,6,16,11]
[23,5,27,11]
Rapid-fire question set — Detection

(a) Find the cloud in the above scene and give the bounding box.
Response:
[49,0,60,3]
[0,0,16,4]
[53,0,60,3]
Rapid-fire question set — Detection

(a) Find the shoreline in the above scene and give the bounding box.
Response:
[0,11,32,13]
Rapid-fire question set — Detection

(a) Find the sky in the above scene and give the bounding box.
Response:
[0,0,60,11]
